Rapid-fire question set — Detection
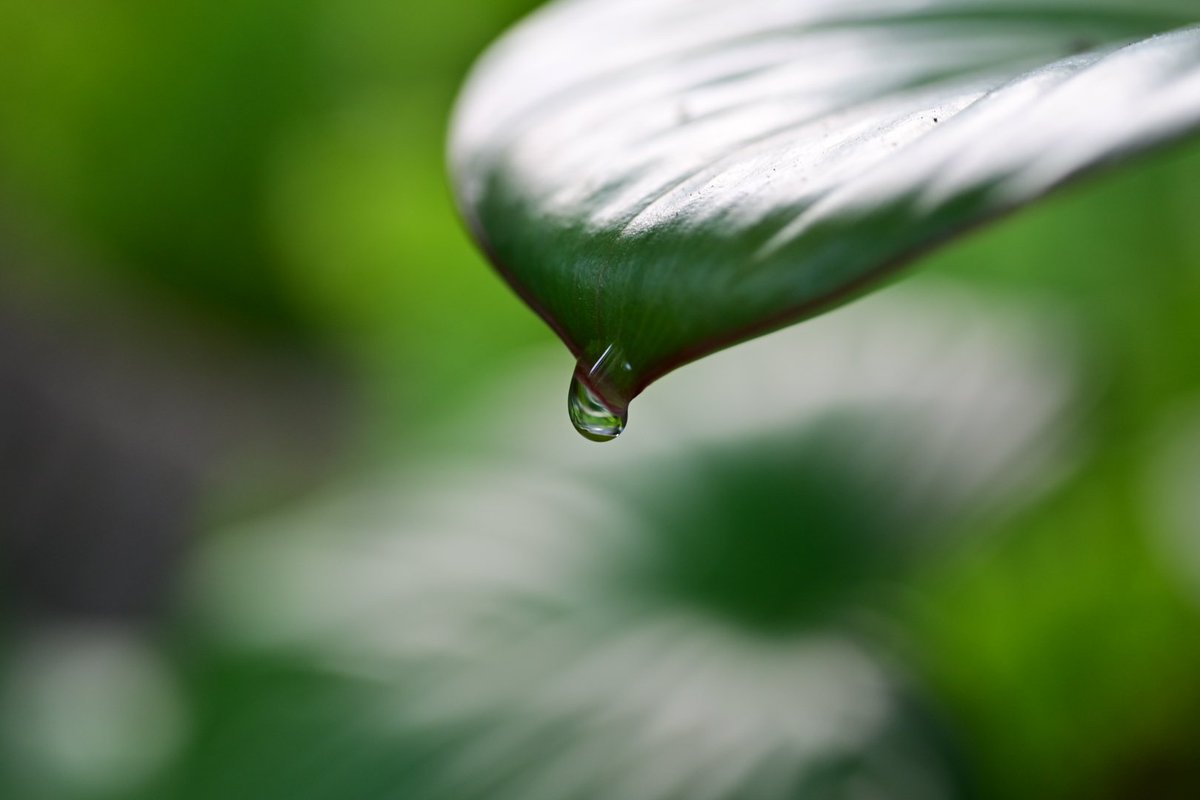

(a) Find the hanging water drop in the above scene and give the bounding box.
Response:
[568,373,627,442]
[567,344,632,442]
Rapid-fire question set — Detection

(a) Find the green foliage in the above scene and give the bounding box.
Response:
[450,0,1200,408]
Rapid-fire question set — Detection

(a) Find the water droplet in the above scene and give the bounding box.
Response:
[566,343,634,443]
[568,373,627,442]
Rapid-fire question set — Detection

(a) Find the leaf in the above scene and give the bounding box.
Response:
[449,0,1200,412]
[189,287,1076,799]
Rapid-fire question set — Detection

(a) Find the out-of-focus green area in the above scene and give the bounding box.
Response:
[0,0,550,443]
[1,3,1199,800]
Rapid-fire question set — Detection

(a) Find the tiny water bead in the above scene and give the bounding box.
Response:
[569,374,627,442]
[568,344,634,442]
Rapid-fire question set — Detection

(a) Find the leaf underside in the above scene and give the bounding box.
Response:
[450,0,1200,407]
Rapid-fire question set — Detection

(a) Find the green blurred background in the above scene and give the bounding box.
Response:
[1,2,1199,799]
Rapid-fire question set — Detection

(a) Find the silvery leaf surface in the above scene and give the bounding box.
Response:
[450,0,1200,407]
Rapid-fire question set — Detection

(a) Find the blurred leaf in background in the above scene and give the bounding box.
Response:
[183,287,1071,800]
